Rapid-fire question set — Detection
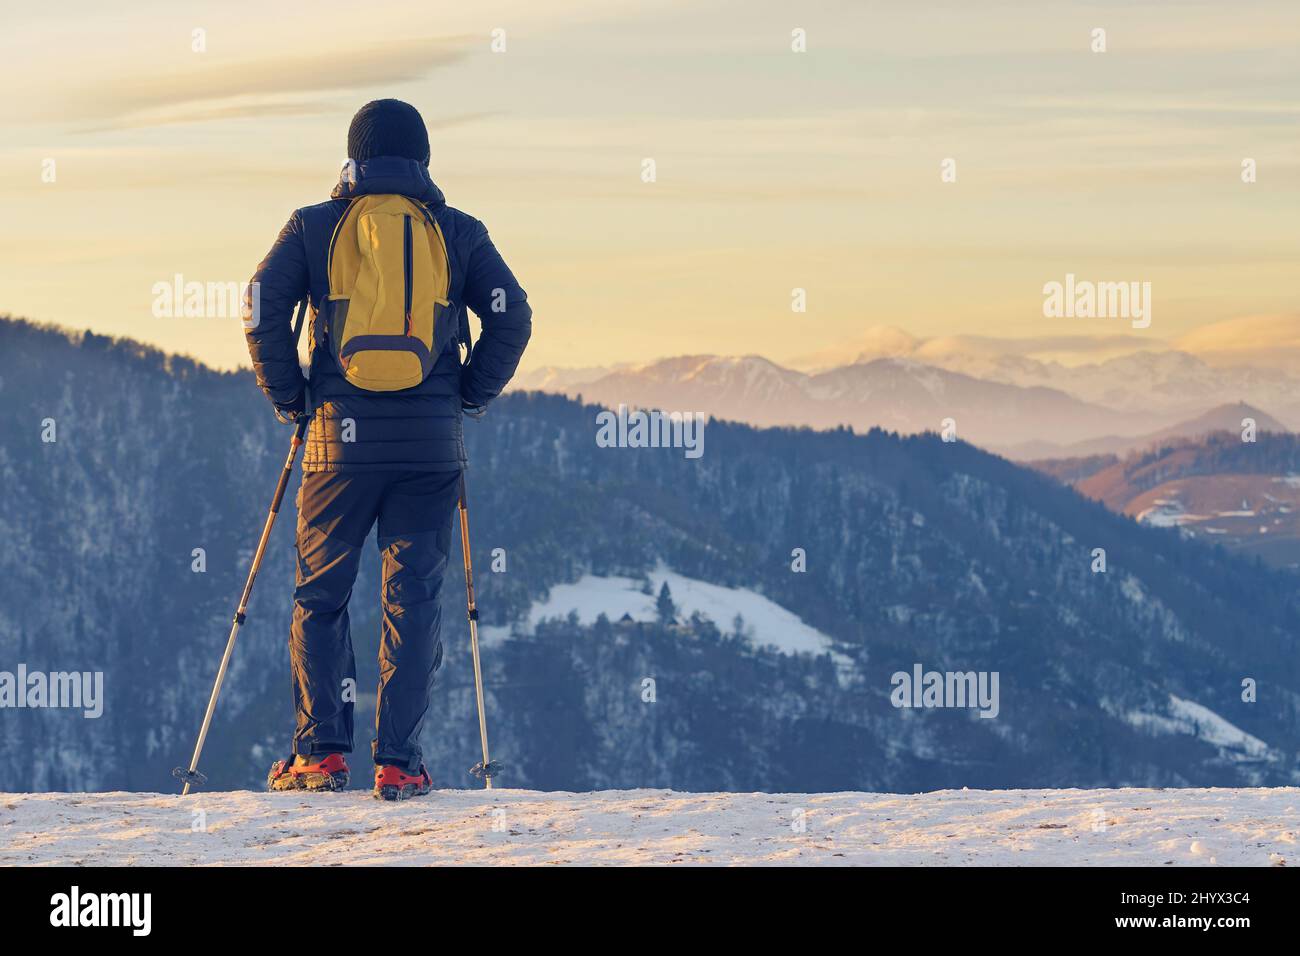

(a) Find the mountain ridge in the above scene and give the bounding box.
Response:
[555,353,1174,451]
[1032,430,1300,571]
[511,348,1300,456]
[2,316,1299,793]
[1010,401,1290,460]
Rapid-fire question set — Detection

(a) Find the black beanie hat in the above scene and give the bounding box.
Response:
[347,99,431,165]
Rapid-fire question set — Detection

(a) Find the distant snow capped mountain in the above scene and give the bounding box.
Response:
[931,350,1300,424]
[516,335,1300,455]
[789,325,1158,375]
[794,325,1300,424]
[572,354,810,422]
[537,354,1170,450]
[510,363,626,392]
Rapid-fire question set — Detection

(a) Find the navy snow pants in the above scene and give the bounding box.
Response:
[289,469,461,771]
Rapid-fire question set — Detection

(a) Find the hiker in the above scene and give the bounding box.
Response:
[243,99,531,799]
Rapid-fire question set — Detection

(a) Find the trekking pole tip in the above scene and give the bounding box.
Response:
[469,760,504,781]
[172,767,208,792]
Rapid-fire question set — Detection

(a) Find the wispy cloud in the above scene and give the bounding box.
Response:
[78,99,493,134]
[33,37,473,130]
[75,98,340,133]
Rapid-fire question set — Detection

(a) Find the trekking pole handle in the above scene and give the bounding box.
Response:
[269,419,309,514]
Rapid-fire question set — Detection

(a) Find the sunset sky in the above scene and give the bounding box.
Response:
[1,0,1296,372]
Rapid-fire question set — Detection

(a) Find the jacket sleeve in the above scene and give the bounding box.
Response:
[459,219,532,408]
[244,211,309,416]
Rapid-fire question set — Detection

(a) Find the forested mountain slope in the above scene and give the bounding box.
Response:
[1,317,1297,792]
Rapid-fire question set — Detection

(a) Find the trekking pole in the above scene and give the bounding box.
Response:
[458,472,503,789]
[173,418,309,795]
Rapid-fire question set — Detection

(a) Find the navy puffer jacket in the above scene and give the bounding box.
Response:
[244,156,532,471]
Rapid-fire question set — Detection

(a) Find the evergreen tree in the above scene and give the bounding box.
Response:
[656,581,676,625]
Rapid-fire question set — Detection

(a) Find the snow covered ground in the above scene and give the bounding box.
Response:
[2,787,1295,866]
[481,564,842,661]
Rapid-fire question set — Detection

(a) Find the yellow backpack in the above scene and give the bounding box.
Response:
[320,194,453,391]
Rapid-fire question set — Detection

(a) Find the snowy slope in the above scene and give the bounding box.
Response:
[1123,695,1273,762]
[2,788,1295,866]
[483,565,842,660]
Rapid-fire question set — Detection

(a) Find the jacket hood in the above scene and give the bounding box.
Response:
[331,156,445,207]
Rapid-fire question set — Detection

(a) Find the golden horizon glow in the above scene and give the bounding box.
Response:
[1,0,1297,374]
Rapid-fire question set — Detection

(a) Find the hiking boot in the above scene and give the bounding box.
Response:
[267,753,350,792]
[374,763,432,801]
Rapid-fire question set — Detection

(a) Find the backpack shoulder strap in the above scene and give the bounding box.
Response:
[419,203,473,364]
